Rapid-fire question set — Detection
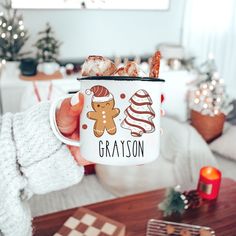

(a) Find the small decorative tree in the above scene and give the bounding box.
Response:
[121,89,155,137]
[34,23,61,63]
[158,187,202,217]
[189,55,233,142]
[189,56,232,116]
[0,0,29,61]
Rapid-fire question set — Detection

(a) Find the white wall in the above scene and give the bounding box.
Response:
[1,0,185,59]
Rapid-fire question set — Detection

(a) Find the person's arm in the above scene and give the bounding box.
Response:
[0,92,88,236]
[0,113,32,236]
[13,101,84,195]
[0,98,85,236]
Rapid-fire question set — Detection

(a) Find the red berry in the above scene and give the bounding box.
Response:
[82,124,88,129]
[120,93,126,99]
[161,94,165,103]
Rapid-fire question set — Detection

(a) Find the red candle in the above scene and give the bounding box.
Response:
[197,166,221,200]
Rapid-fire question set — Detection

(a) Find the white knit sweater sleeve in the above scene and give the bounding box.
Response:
[0,102,84,236]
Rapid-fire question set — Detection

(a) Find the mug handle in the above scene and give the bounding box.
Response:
[49,94,81,147]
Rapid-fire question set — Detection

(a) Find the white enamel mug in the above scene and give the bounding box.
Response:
[50,76,164,166]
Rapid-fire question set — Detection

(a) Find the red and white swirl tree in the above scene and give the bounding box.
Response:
[121,89,155,137]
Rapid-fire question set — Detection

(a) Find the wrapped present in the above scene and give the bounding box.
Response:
[54,207,125,236]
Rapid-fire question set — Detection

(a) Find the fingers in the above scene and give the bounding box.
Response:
[68,131,92,166]
[56,93,84,135]
[70,92,84,116]
[56,98,78,135]
[70,130,80,141]
[69,146,92,166]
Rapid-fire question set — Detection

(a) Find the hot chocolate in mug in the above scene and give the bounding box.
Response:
[50,76,165,166]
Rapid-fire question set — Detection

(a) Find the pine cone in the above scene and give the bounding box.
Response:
[183,190,202,209]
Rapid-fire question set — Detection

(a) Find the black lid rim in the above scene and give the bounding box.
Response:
[77,76,165,82]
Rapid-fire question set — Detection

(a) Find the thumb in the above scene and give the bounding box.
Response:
[56,93,84,135]
[70,92,84,116]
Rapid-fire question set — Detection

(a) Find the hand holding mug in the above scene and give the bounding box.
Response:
[55,93,91,166]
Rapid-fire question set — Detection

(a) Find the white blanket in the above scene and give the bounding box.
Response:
[164,117,218,185]
[96,117,218,196]
[29,117,218,216]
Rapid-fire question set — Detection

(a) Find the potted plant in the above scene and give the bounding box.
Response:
[189,56,233,142]
[34,23,62,75]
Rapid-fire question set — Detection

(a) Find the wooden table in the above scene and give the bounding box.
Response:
[33,178,236,236]
[20,71,63,81]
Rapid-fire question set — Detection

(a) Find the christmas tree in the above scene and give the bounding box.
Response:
[0,0,29,61]
[34,23,61,63]
[189,55,232,116]
[158,187,202,217]
[121,89,155,137]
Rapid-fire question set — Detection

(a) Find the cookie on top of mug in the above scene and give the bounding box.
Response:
[81,51,161,79]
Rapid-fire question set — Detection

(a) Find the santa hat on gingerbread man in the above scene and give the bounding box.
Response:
[86,85,114,103]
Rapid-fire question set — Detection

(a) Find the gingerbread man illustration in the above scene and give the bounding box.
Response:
[86,85,120,137]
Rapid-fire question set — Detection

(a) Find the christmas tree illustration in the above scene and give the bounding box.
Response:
[121,89,155,137]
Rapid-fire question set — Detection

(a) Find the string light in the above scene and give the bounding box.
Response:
[190,66,230,116]
[13,34,18,39]
[2,22,6,27]
[0,59,6,67]
[19,25,24,30]
[213,72,220,79]
[194,98,200,104]
[1,33,6,38]
[0,20,2,26]
[211,80,217,85]
[7,25,12,31]
[201,83,208,89]
[20,32,24,37]
[18,20,23,25]
[209,85,214,90]
[203,103,208,109]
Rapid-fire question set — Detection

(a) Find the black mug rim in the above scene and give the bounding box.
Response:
[77,76,165,82]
